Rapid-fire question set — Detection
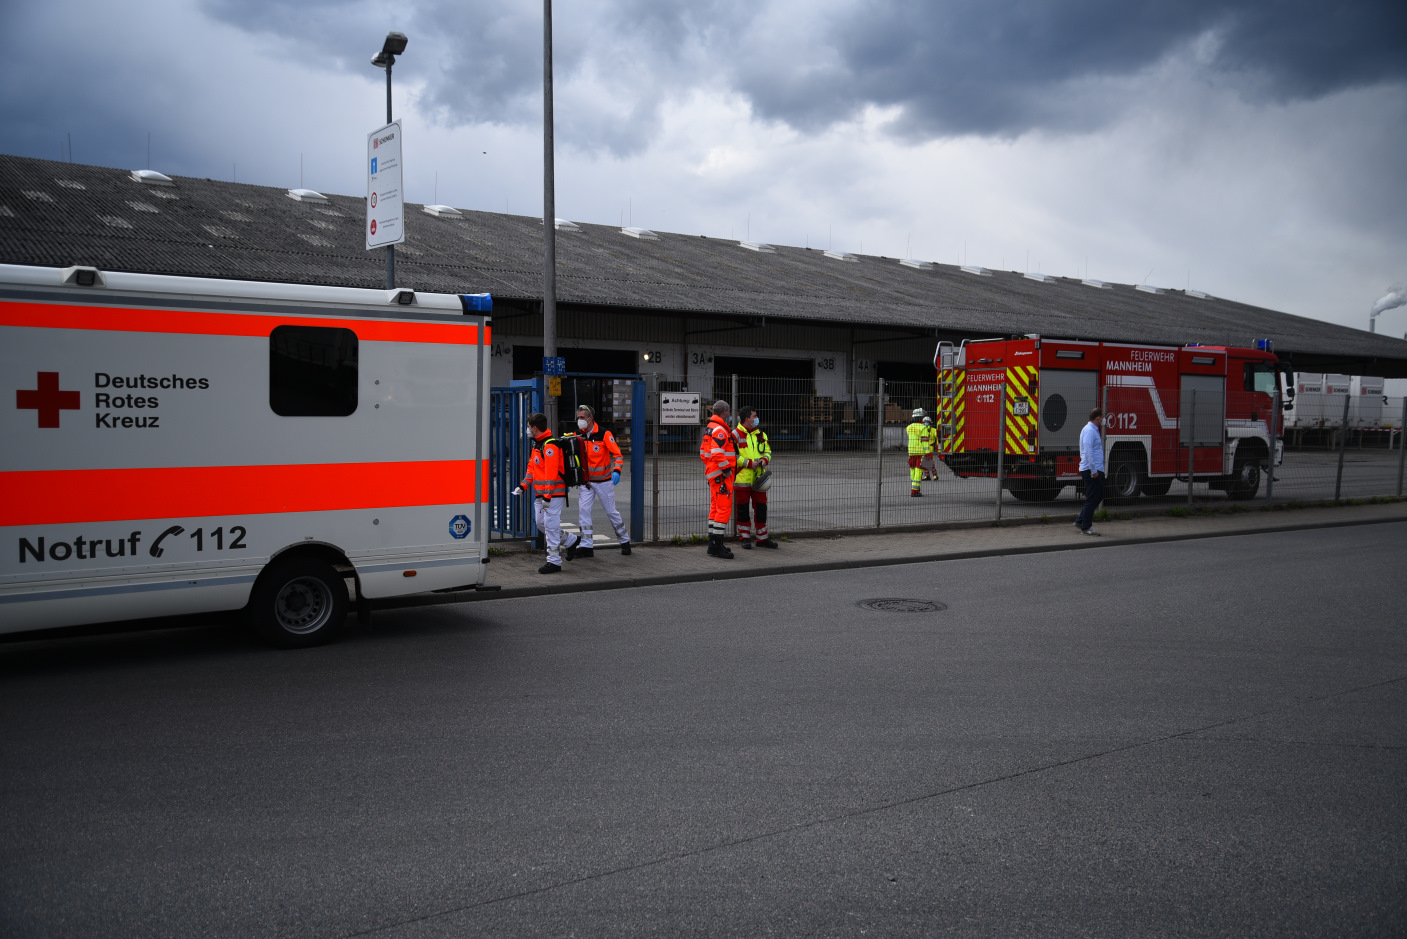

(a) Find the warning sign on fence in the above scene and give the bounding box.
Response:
[660,392,702,425]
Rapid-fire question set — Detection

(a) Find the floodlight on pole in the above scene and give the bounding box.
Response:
[370,31,408,290]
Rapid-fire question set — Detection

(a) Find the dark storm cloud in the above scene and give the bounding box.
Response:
[205,0,1407,148]
[202,0,755,154]
[736,0,1407,137]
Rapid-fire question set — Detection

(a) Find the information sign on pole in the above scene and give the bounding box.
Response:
[660,392,702,425]
[366,121,405,250]
[542,356,566,376]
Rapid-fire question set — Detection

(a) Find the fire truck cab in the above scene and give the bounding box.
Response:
[936,336,1290,502]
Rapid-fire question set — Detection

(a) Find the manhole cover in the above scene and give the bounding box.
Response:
[857,598,947,613]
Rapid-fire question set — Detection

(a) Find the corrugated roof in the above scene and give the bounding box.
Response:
[2,154,1405,374]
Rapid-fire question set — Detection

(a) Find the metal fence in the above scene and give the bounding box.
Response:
[623,376,1406,542]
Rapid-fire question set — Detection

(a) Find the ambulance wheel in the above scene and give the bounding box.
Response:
[248,556,348,648]
[1108,453,1145,502]
[1228,457,1262,500]
[1141,477,1173,497]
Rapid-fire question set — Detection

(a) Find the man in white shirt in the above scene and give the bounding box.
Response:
[1076,407,1106,535]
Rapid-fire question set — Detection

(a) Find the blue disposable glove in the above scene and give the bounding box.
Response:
[611,470,621,486]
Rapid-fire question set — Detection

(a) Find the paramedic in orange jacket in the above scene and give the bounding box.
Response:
[512,412,577,574]
[699,399,738,559]
[569,404,630,558]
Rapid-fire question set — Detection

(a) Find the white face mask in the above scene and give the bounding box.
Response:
[750,417,760,428]
[577,418,590,430]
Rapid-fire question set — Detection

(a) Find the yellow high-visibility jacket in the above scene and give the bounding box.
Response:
[735,426,772,486]
[921,424,938,453]
[906,421,929,456]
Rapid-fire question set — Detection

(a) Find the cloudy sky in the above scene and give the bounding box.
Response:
[3,0,1405,332]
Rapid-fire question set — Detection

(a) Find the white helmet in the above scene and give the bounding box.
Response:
[911,408,925,420]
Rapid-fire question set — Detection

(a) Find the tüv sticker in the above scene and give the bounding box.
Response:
[449,515,471,539]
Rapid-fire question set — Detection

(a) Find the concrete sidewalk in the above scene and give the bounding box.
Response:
[383,500,1407,609]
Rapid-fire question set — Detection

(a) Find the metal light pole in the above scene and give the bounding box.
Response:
[542,0,559,431]
[371,31,407,290]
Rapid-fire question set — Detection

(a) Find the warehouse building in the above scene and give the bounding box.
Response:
[5,154,1407,410]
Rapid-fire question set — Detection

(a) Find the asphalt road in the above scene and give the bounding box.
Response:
[2,524,1405,937]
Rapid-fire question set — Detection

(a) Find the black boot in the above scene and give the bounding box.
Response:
[741,538,753,549]
[538,562,561,574]
[707,534,734,559]
[757,538,779,549]
[620,543,631,555]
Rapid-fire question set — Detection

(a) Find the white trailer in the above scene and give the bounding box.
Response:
[2,264,493,646]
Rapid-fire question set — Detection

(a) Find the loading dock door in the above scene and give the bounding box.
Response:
[1039,369,1097,451]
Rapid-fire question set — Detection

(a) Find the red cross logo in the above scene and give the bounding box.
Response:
[17,372,80,428]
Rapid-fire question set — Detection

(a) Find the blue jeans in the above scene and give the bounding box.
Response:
[1077,469,1105,531]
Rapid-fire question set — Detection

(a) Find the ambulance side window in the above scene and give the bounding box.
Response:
[270,325,359,416]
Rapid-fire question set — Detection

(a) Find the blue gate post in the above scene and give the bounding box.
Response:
[631,378,645,544]
[489,387,536,541]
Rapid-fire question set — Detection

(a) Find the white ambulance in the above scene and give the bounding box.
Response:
[2,264,493,646]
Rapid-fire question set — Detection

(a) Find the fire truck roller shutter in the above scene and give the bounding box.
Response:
[1179,375,1226,448]
[1039,369,1097,452]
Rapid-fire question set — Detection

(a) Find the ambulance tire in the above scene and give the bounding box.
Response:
[1107,452,1145,503]
[248,555,349,648]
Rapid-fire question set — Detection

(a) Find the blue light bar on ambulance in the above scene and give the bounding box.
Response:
[1254,338,1274,352]
[460,293,492,312]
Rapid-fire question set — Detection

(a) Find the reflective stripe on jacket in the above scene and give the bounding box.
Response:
[581,422,624,482]
[906,422,929,455]
[735,427,771,486]
[699,415,738,480]
[522,432,568,499]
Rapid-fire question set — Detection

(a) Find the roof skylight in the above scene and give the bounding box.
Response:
[424,204,463,218]
[823,249,857,262]
[131,170,173,186]
[1024,272,1056,283]
[55,180,86,190]
[621,226,658,240]
[1186,289,1213,299]
[555,218,580,231]
[738,240,774,253]
[960,265,991,276]
[1081,279,1111,289]
[1135,284,1165,294]
[900,258,932,270]
[286,188,328,203]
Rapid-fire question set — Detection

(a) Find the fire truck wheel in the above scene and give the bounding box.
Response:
[1229,457,1262,500]
[1141,477,1173,497]
[248,556,348,648]
[1010,479,1063,502]
[1107,453,1145,502]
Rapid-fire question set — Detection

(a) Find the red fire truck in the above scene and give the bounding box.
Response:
[936,336,1291,502]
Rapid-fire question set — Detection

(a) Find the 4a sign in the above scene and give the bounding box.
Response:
[17,372,79,428]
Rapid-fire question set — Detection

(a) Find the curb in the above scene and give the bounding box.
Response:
[377,508,1407,610]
